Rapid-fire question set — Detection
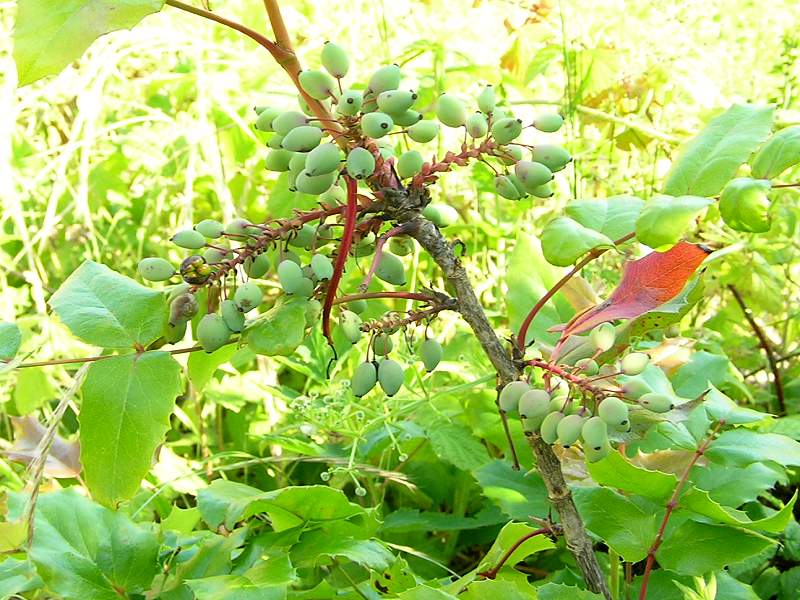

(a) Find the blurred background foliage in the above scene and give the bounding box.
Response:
[1,0,800,588]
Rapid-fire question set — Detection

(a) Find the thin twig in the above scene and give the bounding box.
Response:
[638,420,725,600]
[728,285,785,415]
[359,223,414,292]
[477,526,555,579]
[8,344,215,370]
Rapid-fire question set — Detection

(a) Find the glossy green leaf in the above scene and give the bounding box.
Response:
[657,520,774,575]
[186,575,284,600]
[0,321,21,361]
[664,104,774,197]
[565,195,645,241]
[635,195,713,249]
[587,451,677,500]
[381,506,505,533]
[719,177,772,233]
[706,429,800,467]
[245,298,307,356]
[290,531,393,569]
[28,489,158,599]
[750,125,800,178]
[692,462,783,507]
[14,0,165,86]
[541,216,615,266]
[572,487,659,561]
[426,419,490,471]
[702,384,768,424]
[462,579,538,600]
[0,558,42,598]
[187,344,237,392]
[680,489,796,533]
[671,352,741,399]
[473,460,549,520]
[476,522,555,572]
[79,351,182,506]
[49,261,166,348]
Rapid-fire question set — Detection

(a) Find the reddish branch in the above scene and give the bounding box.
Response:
[359,223,414,292]
[410,138,501,188]
[517,232,635,350]
[528,358,614,398]
[638,420,725,600]
[728,285,785,415]
[322,177,359,345]
[477,526,557,579]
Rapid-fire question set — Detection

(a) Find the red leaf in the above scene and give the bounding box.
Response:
[560,241,710,337]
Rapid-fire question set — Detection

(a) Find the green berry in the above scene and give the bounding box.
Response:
[305,298,322,326]
[349,299,367,314]
[244,253,271,279]
[436,94,467,128]
[518,389,551,420]
[305,143,342,176]
[296,170,337,195]
[169,293,198,326]
[496,144,524,165]
[528,183,554,198]
[621,377,652,400]
[171,229,206,250]
[499,380,530,413]
[584,441,611,463]
[515,161,553,189]
[165,283,191,303]
[272,111,309,136]
[465,112,489,138]
[361,112,394,139]
[288,152,307,174]
[278,259,306,294]
[477,85,496,114]
[351,362,378,397]
[164,318,187,344]
[346,147,376,179]
[621,352,649,376]
[531,144,572,172]
[337,89,363,116]
[392,110,423,127]
[581,416,609,452]
[378,358,404,396]
[533,113,564,133]
[419,338,442,372]
[234,281,262,313]
[197,313,231,353]
[254,107,281,131]
[407,120,439,143]
[368,65,402,94]
[540,411,564,444]
[299,69,336,100]
[138,257,175,282]
[557,414,586,447]
[422,203,458,227]
[321,41,349,78]
[396,150,424,179]
[203,246,231,264]
[494,175,525,200]
[194,219,225,239]
[265,149,294,172]
[221,299,245,333]
[340,310,363,344]
[639,392,674,413]
[310,253,334,280]
[575,358,599,376]
[281,126,323,152]
[491,118,523,144]
[590,323,616,352]
[225,218,254,237]
[320,184,347,204]
[375,252,406,286]
[597,397,629,429]
[377,90,417,114]
[372,333,393,356]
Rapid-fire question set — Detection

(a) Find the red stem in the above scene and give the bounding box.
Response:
[478,528,551,579]
[516,232,635,350]
[358,224,413,292]
[322,176,359,346]
[638,420,724,600]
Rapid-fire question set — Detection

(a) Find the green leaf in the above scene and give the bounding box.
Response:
[381,506,506,533]
[186,575,284,600]
[14,0,165,86]
[538,582,603,599]
[565,195,645,241]
[0,558,43,598]
[290,531,393,569]
[505,232,574,345]
[14,368,54,414]
[719,177,772,233]
[426,419,490,471]
[572,487,659,562]
[703,384,768,424]
[671,352,741,399]
[197,480,365,531]
[476,522,555,572]
[680,489,797,533]
[462,579,539,600]
[692,462,783,507]
[657,520,774,576]
[49,261,166,349]
[0,321,21,361]
[664,104,774,197]
[706,429,800,467]
[635,195,712,249]
[750,125,800,178]
[187,344,237,392]
[541,216,615,267]
[473,460,549,520]
[587,451,677,500]
[28,489,158,599]
[79,351,182,506]
[245,298,307,356]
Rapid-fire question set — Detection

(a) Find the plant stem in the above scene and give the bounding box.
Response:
[609,548,620,600]
[8,343,214,370]
[334,291,438,305]
[728,285,785,415]
[359,223,414,292]
[638,420,725,600]
[478,527,551,579]
[516,232,635,349]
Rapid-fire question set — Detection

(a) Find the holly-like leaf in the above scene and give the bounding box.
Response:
[565,195,645,241]
[245,298,307,356]
[635,195,713,249]
[79,351,182,506]
[587,451,677,500]
[664,104,774,197]
[476,522,555,572]
[27,489,159,599]
[0,321,22,360]
[14,0,165,86]
[561,242,710,336]
[705,429,800,468]
[49,261,166,349]
[702,384,767,424]
[473,460,550,521]
[541,216,615,267]
[719,177,772,233]
[186,575,283,600]
[6,416,81,478]
[750,125,800,179]
[680,489,797,533]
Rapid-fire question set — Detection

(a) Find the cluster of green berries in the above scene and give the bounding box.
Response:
[504,322,681,463]
[253,41,570,201]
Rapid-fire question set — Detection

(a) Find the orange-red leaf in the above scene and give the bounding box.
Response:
[561,241,710,337]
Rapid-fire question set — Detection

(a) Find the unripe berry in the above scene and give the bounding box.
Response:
[418,338,443,372]
[465,112,488,138]
[310,253,334,281]
[346,147,376,179]
[234,282,262,313]
[638,392,674,413]
[490,118,523,144]
[378,359,404,396]
[197,313,231,353]
[407,120,439,143]
[221,299,245,333]
[337,89,362,116]
[477,85,496,114]
[598,397,629,429]
[621,352,649,376]
[540,411,564,444]
[375,252,406,286]
[518,389,551,420]
[396,150,425,179]
[557,414,586,447]
[531,144,572,172]
[305,143,342,176]
[533,113,564,133]
[499,381,530,414]
[590,322,616,352]
[367,65,402,94]
[372,333,394,356]
[299,69,336,100]
[321,41,350,78]
[272,111,309,136]
[138,257,175,282]
[422,203,458,227]
[194,219,225,239]
[361,112,394,139]
[340,310,363,344]
[436,94,467,128]
[243,254,271,279]
[171,229,206,250]
[351,362,378,397]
